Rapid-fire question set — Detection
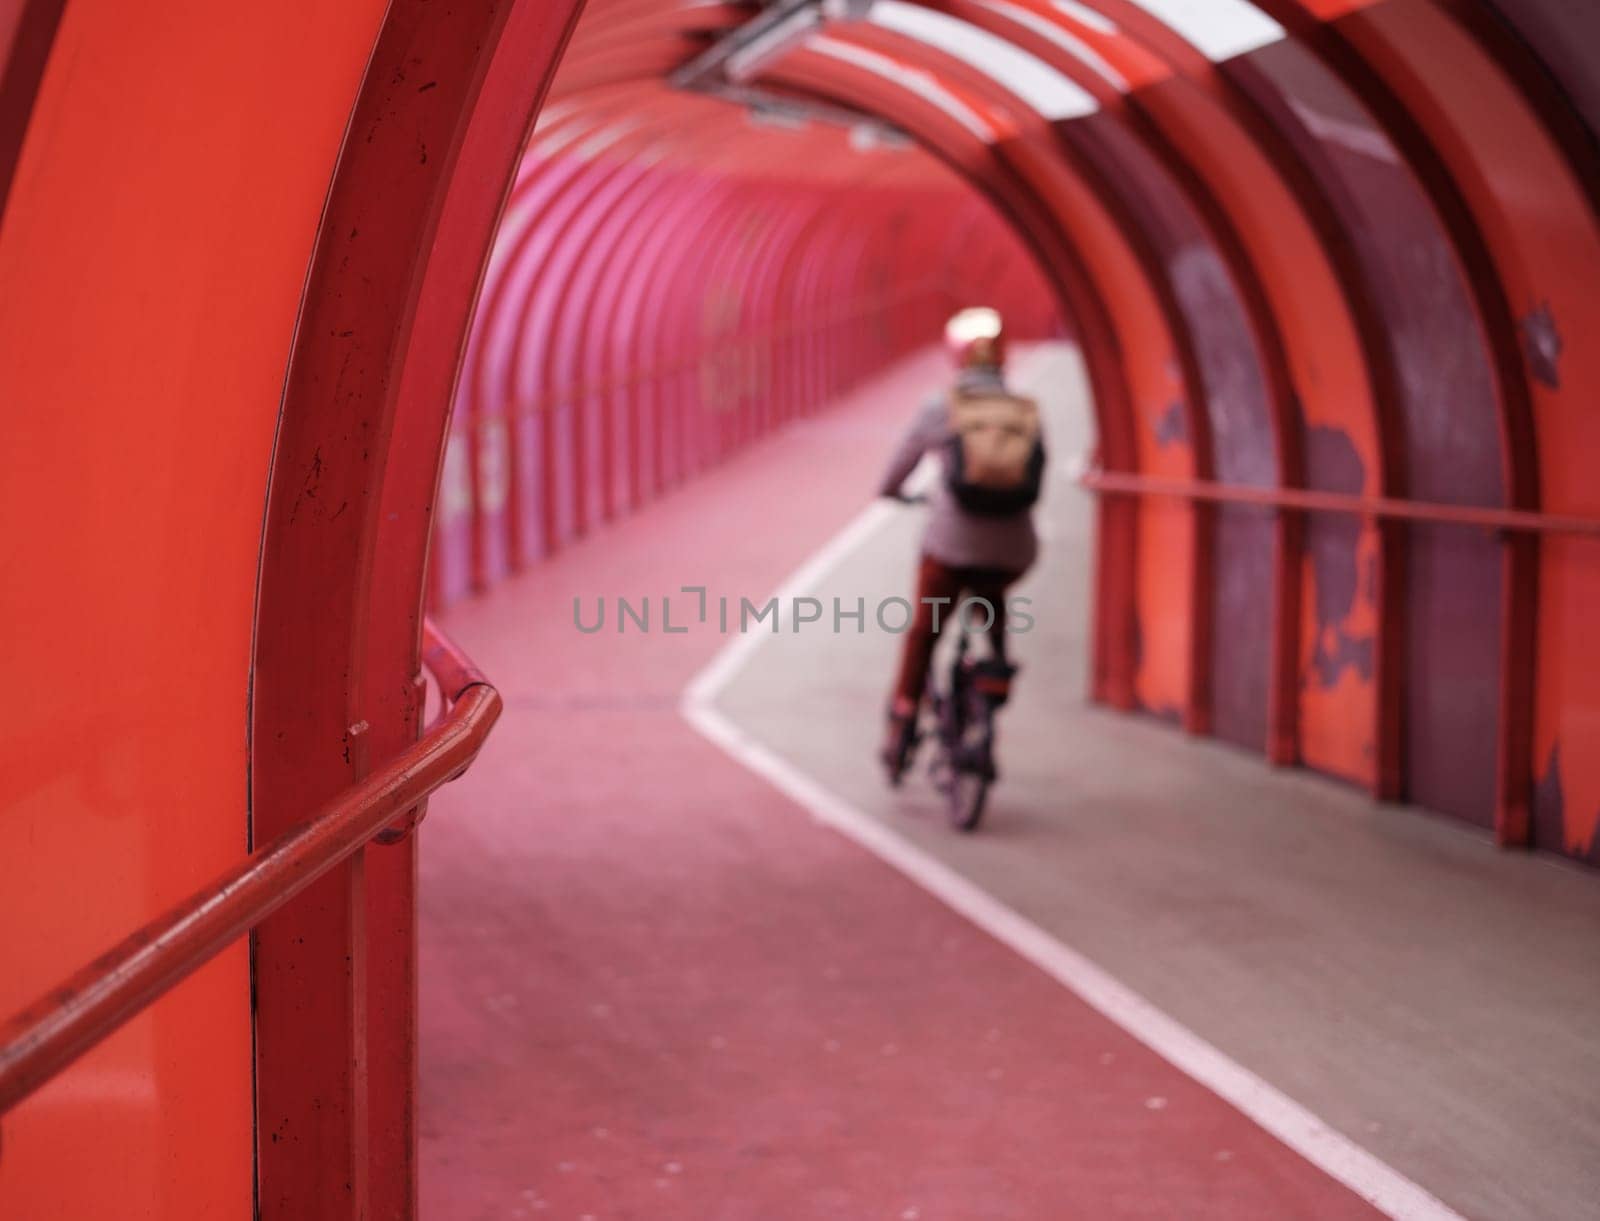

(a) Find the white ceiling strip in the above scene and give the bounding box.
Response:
[868,0,1100,119]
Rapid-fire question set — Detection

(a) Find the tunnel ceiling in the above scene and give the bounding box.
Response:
[448,0,1599,864]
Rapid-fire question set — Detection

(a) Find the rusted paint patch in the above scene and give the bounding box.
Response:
[1532,742,1564,852]
[1305,425,1364,495]
[1305,426,1375,689]
[1309,629,1374,688]
[1520,301,1563,389]
[1534,742,1600,865]
[1153,399,1189,448]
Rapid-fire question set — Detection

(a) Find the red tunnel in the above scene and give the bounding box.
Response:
[1,1,1597,1217]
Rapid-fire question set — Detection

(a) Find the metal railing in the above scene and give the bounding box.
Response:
[0,619,500,1115]
[1080,469,1600,537]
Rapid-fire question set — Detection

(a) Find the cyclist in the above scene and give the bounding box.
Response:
[878,307,1044,777]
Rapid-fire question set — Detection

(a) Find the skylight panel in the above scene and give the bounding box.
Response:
[866,0,1099,120]
[808,35,1002,143]
[1119,0,1284,61]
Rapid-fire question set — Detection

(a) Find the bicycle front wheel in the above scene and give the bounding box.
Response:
[946,767,989,832]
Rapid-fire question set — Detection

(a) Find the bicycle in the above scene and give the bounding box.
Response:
[886,615,1016,832]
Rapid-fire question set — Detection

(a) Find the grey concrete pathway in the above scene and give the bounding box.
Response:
[713,344,1600,1221]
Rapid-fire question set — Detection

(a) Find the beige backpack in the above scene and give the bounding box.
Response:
[944,390,1045,515]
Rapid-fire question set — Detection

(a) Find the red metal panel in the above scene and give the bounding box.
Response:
[1233,0,1534,837]
[615,167,730,492]
[1116,5,1404,794]
[0,2,392,1213]
[1314,0,1600,856]
[0,0,63,218]
[1134,85,1382,783]
[1073,114,1278,746]
[515,124,654,550]
[1446,0,1600,219]
[437,109,598,600]
[461,103,631,585]
[547,136,679,538]
[564,133,747,519]
[251,2,581,1218]
[1234,27,1506,824]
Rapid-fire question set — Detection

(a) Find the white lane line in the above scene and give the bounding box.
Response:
[678,370,1464,1221]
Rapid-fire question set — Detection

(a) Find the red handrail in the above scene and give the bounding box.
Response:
[1081,469,1600,537]
[0,619,500,1115]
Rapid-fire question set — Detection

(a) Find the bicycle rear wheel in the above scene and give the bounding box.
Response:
[946,767,989,831]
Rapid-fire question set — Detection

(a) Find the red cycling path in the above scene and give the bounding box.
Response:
[419,348,1390,1219]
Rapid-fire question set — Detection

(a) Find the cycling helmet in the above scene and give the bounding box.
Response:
[944,306,1005,370]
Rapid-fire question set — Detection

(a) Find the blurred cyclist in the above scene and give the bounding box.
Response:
[878,307,1045,778]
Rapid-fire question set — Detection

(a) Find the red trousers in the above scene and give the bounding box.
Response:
[890,554,1022,709]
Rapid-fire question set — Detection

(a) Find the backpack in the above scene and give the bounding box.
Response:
[942,389,1045,516]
